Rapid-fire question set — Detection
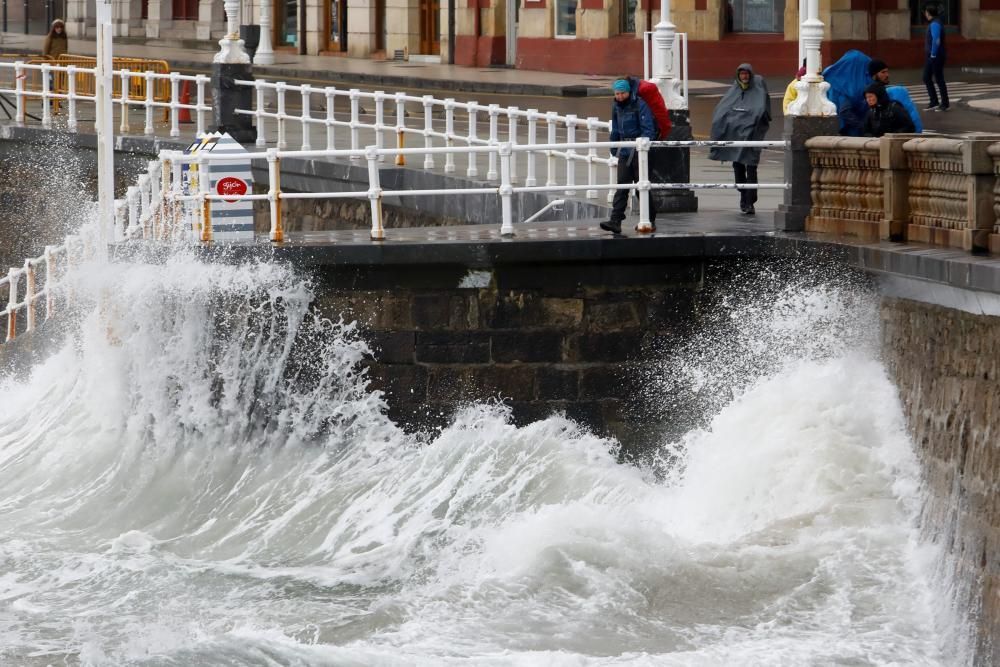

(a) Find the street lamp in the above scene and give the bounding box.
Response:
[216,0,251,64]
[787,0,835,116]
[651,0,685,110]
[255,0,275,65]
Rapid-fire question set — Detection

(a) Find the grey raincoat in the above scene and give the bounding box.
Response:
[708,63,772,166]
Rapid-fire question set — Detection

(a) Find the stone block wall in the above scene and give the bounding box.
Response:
[881,297,1000,664]
[310,259,704,443]
[805,135,883,241]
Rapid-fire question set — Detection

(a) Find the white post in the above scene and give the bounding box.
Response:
[367,146,384,240]
[444,98,456,173]
[95,0,114,259]
[300,84,312,151]
[422,95,435,170]
[636,138,653,232]
[652,0,686,110]
[499,142,514,237]
[487,104,500,181]
[788,0,836,116]
[255,0,276,65]
[466,102,478,177]
[215,0,251,64]
[256,80,268,147]
[525,109,538,187]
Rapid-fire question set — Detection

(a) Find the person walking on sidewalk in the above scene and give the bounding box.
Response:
[709,63,772,216]
[601,78,659,235]
[923,5,949,112]
[42,19,68,59]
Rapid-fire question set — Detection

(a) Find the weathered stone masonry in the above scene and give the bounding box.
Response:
[881,297,1000,664]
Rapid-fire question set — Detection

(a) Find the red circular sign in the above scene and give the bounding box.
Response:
[216,176,248,203]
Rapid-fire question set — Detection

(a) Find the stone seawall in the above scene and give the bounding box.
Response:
[881,297,1000,664]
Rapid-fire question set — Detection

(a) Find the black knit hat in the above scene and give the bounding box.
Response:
[868,59,888,78]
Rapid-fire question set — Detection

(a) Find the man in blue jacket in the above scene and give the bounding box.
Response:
[923,5,949,111]
[602,78,658,234]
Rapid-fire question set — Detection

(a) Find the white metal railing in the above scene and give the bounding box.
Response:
[232,79,620,201]
[116,139,788,245]
[0,235,90,343]
[0,60,211,137]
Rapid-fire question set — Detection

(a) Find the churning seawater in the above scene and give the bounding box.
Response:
[0,239,968,666]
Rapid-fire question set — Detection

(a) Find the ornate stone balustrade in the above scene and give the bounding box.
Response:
[990,142,1000,254]
[803,134,1000,253]
[904,136,998,252]
[804,136,883,241]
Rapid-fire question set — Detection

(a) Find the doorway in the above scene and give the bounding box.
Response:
[275,0,299,47]
[375,0,386,52]
[172,0,198,20]
[419,0,440,55]
[326,0,347,51]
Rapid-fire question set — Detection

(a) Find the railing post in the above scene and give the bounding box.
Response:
[67,65,77,132]
[466,101,478,177]
[506,107,519,184]
[422,95,435,170]
[526,109,538,187]
[40,63,51,128]
[118,69,130,133]
[395,92,406,166]
[267,148,283,243]
[23,259,34,333]
[169,71,180,137]
[255,79,267,147]
[565,115,578,195]
[586,117,599,199]
[198,155,212,242]
[324,86,336,151]
[137,172,151,236]
[196,75,208,137]
[367,145,384,240]
[350,88,361,159]
[276,81,287,150]
[6,268,18,342]
[300,84,312,150]
[487,104,500,181]
[127,185,140,238]
[114,198,126,241]
[43,245,55,319]
[14,61,24,125]
[145,70,155,135]
[374,91,386,161]
[499,142,514,237]
[607,158,617,204]
[636,137,653,232]
[545,111,557,187]
[170,152,184,235]
[444,98,456,173]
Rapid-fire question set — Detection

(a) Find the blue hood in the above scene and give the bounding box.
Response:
[823,50,872,132]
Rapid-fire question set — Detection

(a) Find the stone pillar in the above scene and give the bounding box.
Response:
[146,0,171,39]
[879,134,917,242]
[650,110,697,213]
[773,115,840,232]
[965,138,1000,254]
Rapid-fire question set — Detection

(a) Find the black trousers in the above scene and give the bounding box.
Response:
[922,57,949,109]
[610,153,657,224]
[733,162,758,208]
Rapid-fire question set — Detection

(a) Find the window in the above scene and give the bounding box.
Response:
[910,0,959,27]
[555,0,577,37]
[620,0,637,34]
[730,0,784,33]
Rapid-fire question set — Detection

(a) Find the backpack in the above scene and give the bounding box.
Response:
[636,79,672,140]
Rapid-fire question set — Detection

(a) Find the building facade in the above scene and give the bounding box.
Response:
[54,0,1000,78]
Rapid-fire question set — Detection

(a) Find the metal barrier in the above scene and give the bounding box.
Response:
[0,59,210,136]
[116,139,789,246]
[1,236,86,343]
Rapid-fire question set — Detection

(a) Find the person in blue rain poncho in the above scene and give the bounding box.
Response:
[823,50,922,136]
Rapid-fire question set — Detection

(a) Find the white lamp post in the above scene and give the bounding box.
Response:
[95,0,114,255]
[651,0,686,110]
[787,0,836,116]
[255,0,275,65]
[215,0,251,64]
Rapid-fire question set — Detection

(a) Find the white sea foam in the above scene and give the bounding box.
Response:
[0,250,968,665]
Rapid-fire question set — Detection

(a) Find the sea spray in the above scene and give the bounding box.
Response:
[0,251,966,665]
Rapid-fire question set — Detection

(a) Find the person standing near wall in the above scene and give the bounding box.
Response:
[42,19,68,59]
[601,78,659,235]
[709,63,772,216]
[923,5,949,112]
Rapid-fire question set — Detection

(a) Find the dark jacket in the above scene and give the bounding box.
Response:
[708,63,772,166]
[609,78,657,160]
[863,83,916,137]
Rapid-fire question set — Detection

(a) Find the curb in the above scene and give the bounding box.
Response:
[958,98,1000,117]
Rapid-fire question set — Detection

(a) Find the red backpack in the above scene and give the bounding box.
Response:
[636,79,672,140]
